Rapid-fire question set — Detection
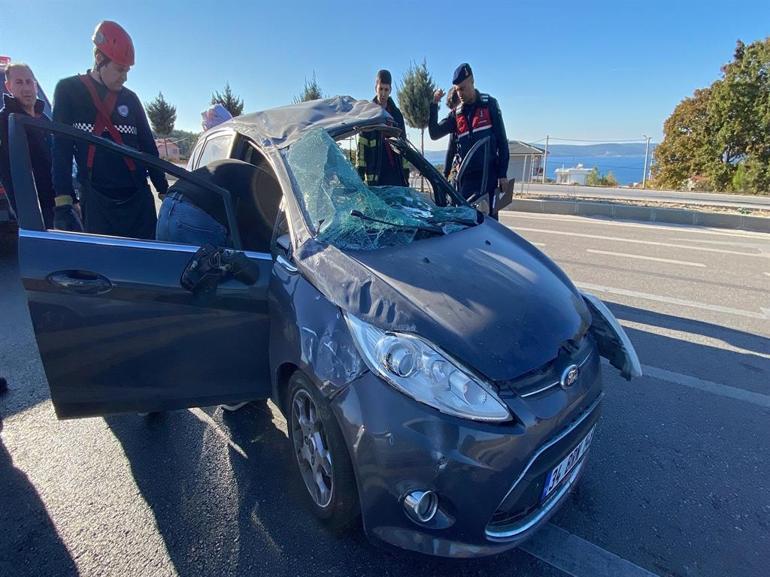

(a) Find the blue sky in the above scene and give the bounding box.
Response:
[2,0,768,149]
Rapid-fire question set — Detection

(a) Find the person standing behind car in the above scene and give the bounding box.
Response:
[201,103,232,131]
[442,86,460,183]
[428,63,509,219]
[356,69,410,187]
[0,63,56,228]
[51,21,168,237]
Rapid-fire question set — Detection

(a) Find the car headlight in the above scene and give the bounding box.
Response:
[345,314,511,422]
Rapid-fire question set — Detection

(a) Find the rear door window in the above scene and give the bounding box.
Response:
[196,132,233,167]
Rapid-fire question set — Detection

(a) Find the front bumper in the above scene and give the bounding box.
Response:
[331,352,603,558]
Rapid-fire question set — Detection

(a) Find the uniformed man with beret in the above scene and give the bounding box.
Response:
[429,63,509,219]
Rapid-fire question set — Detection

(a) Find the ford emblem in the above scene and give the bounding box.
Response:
[560,364,579,388]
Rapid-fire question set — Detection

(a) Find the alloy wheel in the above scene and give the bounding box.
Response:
[291,389,334,508]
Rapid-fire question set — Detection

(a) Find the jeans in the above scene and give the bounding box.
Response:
[156,195,229,247]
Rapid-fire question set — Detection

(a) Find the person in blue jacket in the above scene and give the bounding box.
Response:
[429,63,509,219]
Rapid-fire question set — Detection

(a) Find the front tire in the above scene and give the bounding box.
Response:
[288,371,358,530]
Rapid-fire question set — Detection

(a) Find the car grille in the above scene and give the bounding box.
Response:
[500,336,594,398]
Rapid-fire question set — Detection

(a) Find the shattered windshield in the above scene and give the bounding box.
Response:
[285,128,477,250]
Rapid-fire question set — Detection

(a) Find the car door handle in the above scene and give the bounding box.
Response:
[47,271,113,295]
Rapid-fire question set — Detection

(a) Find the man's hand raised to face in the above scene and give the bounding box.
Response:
[433,88,445,104]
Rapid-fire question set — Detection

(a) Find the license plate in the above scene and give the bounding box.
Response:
[541,425,595,501]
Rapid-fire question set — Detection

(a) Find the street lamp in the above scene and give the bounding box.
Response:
[642,135,651,188]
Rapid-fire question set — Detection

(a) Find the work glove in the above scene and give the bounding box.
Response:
[54,204,84,232]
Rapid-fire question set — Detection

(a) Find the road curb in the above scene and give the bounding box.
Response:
[503,198,770,233]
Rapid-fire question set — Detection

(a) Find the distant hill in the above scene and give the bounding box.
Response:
[423,150,447,165]
[545,143,656,157]
[422,142,655,164]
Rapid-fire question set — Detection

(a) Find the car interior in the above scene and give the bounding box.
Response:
[238,142,283,253]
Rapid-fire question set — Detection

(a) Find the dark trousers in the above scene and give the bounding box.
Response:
[82,183,157,239]
[3,185,55,229]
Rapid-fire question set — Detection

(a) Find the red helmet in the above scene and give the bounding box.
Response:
[92,21,134,67]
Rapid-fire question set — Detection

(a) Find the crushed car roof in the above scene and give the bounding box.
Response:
[223,95,394,149]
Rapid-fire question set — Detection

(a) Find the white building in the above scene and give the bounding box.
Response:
[155,138,180,163]
[555,164,593,185]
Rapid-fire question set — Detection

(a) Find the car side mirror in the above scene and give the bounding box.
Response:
[181,245,259,297]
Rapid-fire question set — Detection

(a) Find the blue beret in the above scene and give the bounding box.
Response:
[452,63,473,85]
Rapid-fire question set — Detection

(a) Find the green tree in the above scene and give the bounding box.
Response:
[146,92,176,136]
[397,60,436,154]
[168,129,201,159]
[294,72,323,103]
[211,82,244,117]
[652,87,715,190]
[585,167,619,187]
[654,37,770,193]
[603,171,618,187]
[708,38,770,192]
[585,167,601,187]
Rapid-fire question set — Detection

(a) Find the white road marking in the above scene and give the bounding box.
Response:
[670,237,770,249]
[577,282,770,320]
[500,211,770,239]
[618,319,770,361]
[521,523,661,577]
[514,227,769,258]
[586,249,706,268]
[640,364,770,409]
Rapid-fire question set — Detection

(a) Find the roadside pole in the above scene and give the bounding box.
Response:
[642,135,651,188]
[542,135,549,183]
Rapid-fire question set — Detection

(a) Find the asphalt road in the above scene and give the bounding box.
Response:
[517,183,770,210]
[1,213,768,577]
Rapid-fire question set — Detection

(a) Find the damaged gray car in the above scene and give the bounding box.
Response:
[9,96,641,558]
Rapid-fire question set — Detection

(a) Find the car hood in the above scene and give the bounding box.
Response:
[295,219,591,383]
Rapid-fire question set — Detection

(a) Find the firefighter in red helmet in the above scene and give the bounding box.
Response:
[51,21,168,237]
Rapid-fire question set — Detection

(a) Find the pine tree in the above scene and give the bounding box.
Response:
[146,92,176,136]
[294,72,324,103]
[211,82,244,117]
[397,60,436,155]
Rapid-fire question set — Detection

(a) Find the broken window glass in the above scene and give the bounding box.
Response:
[286,128,477,250]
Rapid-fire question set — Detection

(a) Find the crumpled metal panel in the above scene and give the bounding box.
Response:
[293,220,591,383]
[286,128,476,251]
[226,96,392,149]
[269,262,366,398]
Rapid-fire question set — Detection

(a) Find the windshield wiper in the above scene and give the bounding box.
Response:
[349,210,444,235]
[426,215,477,226]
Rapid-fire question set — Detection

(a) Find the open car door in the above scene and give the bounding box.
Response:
[10,115,274,418]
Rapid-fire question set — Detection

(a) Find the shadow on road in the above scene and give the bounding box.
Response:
[604,300,769,395]
[105,403,554,577]
[607,300,769,357]
[0,416,79,577]
[0,235,54,418]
